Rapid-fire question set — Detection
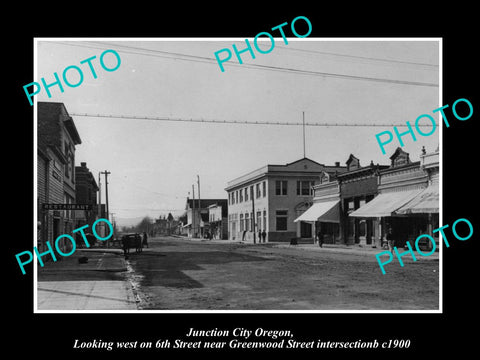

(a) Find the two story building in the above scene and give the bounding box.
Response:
[208,203,228,239]
[37,102,82,253]
[75,162,99,230]
[350,147,439,249]
[185,198,228,238]
[225,157,346,242]
[294,155,388,245]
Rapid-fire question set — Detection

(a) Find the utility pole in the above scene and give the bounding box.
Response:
[251,185,256,244]
[110,212,116,241]
[98,172,102,219]
[197,175,201,238]
[192,185,196,238]
[302,111,306,158]
[100,170,111,247]
[101,170,111,221]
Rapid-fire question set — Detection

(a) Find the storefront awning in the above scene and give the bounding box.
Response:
[294,200,340,223]
[395,185,439,214]
[349,189,424,218]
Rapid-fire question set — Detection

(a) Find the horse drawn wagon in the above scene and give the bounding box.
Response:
[121,233,143,255]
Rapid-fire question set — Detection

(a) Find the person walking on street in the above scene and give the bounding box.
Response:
[142,232,148,248]
[261,230,266,243]
[317,229,324,248]
[258,230,262,243]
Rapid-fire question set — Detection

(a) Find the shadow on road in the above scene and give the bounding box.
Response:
[127,251,269,289]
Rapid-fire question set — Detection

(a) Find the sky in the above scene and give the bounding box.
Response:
[35,38,440,226]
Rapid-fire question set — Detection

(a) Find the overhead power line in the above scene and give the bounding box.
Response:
[277,46,439,68]
[97,41,439,69]
[70,112,438,127]
[47,41,439,87]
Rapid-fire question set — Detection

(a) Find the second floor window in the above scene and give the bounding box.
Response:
[297,181,315,196]
[275,180,287,196]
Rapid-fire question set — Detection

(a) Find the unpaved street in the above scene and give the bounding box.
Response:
[125,236,439,311]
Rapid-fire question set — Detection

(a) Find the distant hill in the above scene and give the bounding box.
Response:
[114,216,145,228]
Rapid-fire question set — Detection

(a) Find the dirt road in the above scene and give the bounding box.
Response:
[125,236,439,311]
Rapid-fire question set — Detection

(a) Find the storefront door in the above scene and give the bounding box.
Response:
[300,221,312,238]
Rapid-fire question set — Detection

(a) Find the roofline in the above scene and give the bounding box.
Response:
[225,157,346,190]
[64,116,82,145]
[225,165,269,190]
[337,164,389,178]
[380,160,421,174]
[279,157,324,167]
[186,198,227,202]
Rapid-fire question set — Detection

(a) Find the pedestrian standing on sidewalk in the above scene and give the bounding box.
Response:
[386,226,394,252]
[261,230,266,243]
[143,232,148,248]
[258,229,262,243]
[317,229,324,248]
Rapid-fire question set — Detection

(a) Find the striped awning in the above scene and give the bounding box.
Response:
[294,200,340,223]
[395,185,439,214]
[349,189,424,218]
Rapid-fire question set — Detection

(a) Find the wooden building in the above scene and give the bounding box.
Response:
[350,147,439,249]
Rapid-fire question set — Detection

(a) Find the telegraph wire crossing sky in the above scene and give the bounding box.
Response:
[35,39,440,225]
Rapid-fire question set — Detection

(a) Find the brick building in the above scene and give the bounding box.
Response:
[337,155,389,245]
[295,155,388,245]
[226,157,346,242]
[75,162,99,229]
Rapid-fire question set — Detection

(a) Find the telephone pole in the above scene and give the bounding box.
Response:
[98,172,102,219]
[251,185,256,244]
[100,170,111,222]
[110,212,116,240]
[197,175,201,238]
[302,111,306,158]
[192,185,196,238]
